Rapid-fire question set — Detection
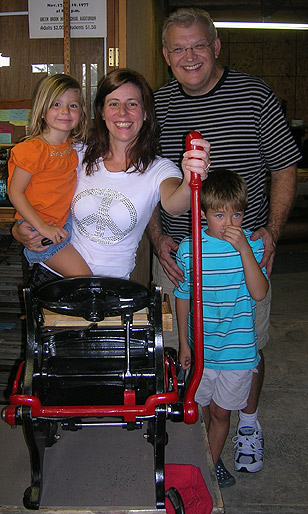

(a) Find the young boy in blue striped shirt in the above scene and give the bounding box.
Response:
[174,168,268,488]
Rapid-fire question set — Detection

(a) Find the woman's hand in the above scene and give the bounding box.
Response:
[181,137,211,184]
[160,138,210,216]
[12,221,46,251]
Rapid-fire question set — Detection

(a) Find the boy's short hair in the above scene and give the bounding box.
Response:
[201,168,248,213]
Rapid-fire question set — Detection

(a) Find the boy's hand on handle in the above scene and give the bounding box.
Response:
[182,131,210,183]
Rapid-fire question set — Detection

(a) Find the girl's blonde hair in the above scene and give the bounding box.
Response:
[29,73,87,142]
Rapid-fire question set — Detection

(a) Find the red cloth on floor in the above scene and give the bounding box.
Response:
[165,464,213,514]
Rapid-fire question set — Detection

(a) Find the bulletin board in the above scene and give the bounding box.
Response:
[0,100,32,145]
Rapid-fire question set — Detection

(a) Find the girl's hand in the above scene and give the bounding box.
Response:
[42,225,68,245]
[181,138,211,184]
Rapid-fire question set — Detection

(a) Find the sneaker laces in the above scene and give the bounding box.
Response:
[232,428,263,456]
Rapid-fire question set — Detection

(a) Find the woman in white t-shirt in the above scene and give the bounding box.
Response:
[13,69,210,284]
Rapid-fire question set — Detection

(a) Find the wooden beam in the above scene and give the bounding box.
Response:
[63,0,71,74]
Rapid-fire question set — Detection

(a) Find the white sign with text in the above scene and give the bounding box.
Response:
[28,0,106,38]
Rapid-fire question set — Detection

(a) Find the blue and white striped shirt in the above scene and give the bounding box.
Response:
[174,229,266,370]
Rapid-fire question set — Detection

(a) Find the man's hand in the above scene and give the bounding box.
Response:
[12,221,47,252]
[250,226,276,277]
[156,234,184,287]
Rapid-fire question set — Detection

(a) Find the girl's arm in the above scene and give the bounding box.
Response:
[9,166,68,244]
[223,226,268,301]
[159,138,210,216]
[175,296,192,370]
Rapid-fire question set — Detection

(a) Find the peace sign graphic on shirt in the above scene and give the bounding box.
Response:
[71,188,137,244]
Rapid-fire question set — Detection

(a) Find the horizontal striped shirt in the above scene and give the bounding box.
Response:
[174,229,266,370]
[154,67,301,254]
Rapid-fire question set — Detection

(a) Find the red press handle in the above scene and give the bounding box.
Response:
[185,130,203,151]
[186,130,203,188]
[183,131,204,424]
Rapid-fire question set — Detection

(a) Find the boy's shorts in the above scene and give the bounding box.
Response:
[195,367,257,411]
[20,212,72,266]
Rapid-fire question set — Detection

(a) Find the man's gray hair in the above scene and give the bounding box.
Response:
[162,8,217,47]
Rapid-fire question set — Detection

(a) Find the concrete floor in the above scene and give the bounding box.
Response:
[219,243,308,514]
[0,412,220,513]
[0,222,307,513]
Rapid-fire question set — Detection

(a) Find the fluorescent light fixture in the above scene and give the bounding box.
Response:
[214,21,308,30]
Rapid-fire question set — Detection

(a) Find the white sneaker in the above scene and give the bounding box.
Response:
[233,420,264,472]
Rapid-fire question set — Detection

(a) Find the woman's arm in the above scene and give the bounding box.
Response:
[160,138,210,216]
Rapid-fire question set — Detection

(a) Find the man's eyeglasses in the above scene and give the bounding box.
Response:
[167,40,213,56]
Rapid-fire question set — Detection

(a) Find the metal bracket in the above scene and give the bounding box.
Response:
[108,47,119,67]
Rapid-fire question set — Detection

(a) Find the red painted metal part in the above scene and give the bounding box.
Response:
[164,356,179,396]
[5,359,179,425]
[3,404,17,426]
[11,360,24,395]
[8,390,179,423]
[183,131,204,424]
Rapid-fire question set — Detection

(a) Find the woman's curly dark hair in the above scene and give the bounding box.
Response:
[83,68,161,175]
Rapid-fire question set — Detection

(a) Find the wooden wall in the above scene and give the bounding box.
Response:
[217,28,308,124]
[125,0,168,90]
[0,0,106,122]
[1,2,308,123]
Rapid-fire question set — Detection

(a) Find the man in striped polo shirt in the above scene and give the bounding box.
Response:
[148,7,301,476]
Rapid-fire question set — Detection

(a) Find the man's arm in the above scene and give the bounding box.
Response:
[251,164,297,276]
[267,165,297,242]
[146,204,184,286]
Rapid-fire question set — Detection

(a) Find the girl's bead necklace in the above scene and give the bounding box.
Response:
[40,134,72,157]
[40,134,66,147]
